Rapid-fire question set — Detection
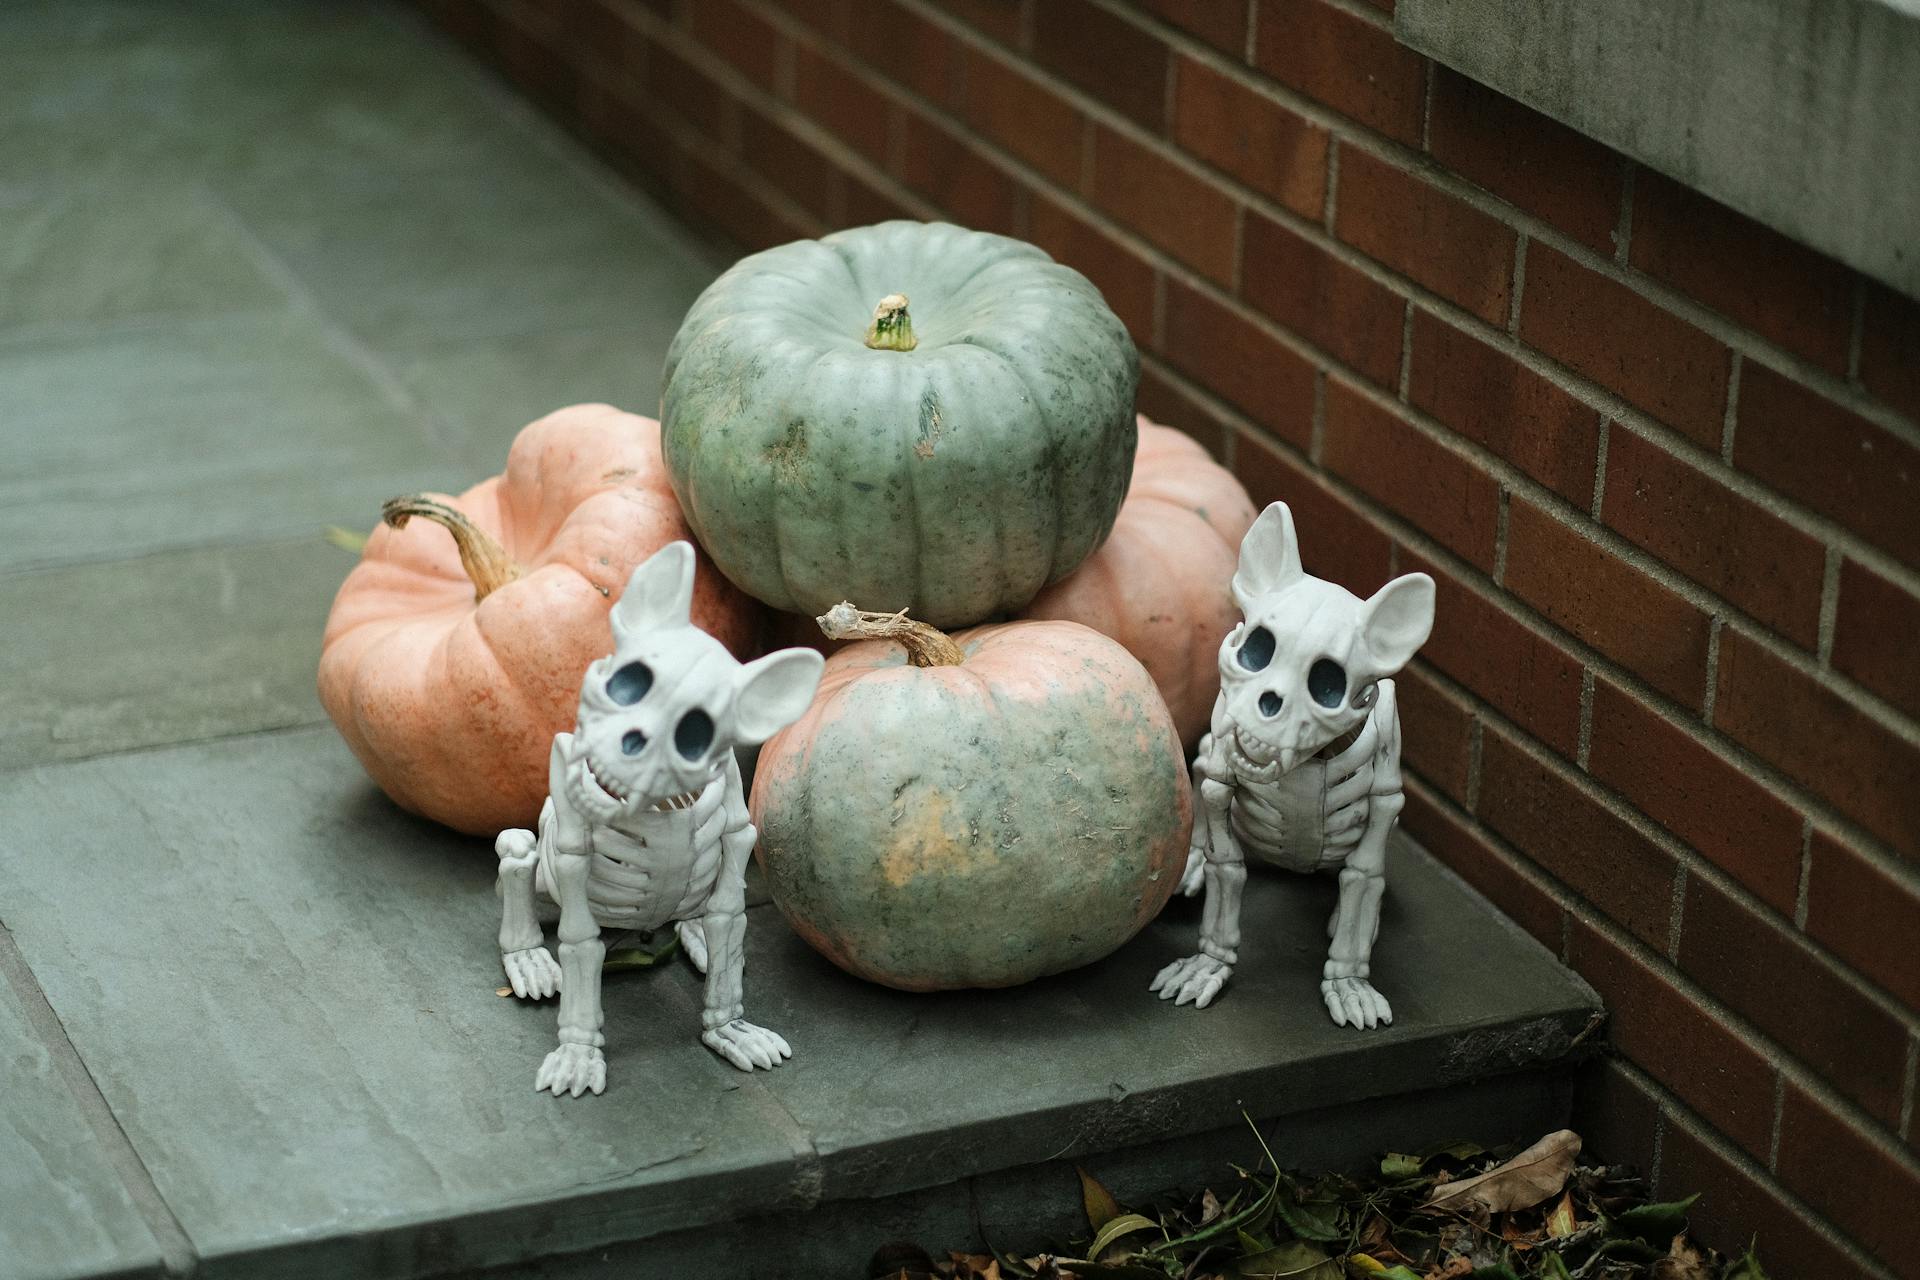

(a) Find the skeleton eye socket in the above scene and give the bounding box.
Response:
[1237,626,1275,672]
[674,709,714,760]
[1308,658,1347,707]
[606,661,653,705]
[621,729,647,756]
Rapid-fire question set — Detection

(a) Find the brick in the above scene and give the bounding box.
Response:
[1678,874,1908,1125]
[1172,57,1327,220]
[740,106,840,223]
[763,0,849,40]
[1630,171,1854,375]
[1570,1057,1662,1175]
[1426,67,1621,254]
[688,0,786,90]
[1089,126,1239,287]
[937,0,1025,47]
[1250,0,1423,144]
[1393,665,1474,807]
[494,6,579,112]
[1567,920,1777,1159]
[1032,0,1170,131]
[1519,245,1731,448]
[1241,212,1402,388]
[845,0,961,109]
[577,71,675,187]
[1503,498,1713,709]
[1322,378,1499,571]
[840,170,918,226]
[675,144,818,250]
[1735,362,1920,570]
[1161,280,1315,446]
[1860,281,1920,423]
[892,110,1020,236]
[1027,193,1157,345]
[1401,782,1565,949]
[791,44,893,166]
[1833,558,1920,722]
[1587,677,1803,917]
[1805,830,1920,1010]
[1776,1083,1920,1272]
[1659,1113,1873,1279]
[1714,627,1920,856]
[1402,552,1583,760]
[958,43,1085,187]
[1335,148,1516,325]
[646,35,735,144]
[564,0,649,70]
[1233,431,1394,591]
[1479,729,1679,951]
[1137,361,1231,460]
[1139,0,1249,54]
[1600,427,1826,647]
[1407,309,1601,505]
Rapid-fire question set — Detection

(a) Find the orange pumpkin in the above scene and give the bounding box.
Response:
[318,404,760,836]
[752,607,1191,990]
[1023,416,1257,746]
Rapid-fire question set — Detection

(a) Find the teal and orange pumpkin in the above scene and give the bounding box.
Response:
[750,608,1191,991]
[661,221,1139,629]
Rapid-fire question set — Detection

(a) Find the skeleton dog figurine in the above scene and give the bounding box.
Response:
[1151,502,1434,1029]
[494,541,824,1095]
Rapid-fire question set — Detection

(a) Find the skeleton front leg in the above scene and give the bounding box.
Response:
[1321,683,1400,1030]
[495,821,560,1000]
[697,760,791,1072]
[1150,776,1245,1009]
[535,843,608,1097]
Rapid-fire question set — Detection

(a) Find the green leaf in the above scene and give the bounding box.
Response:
[1088,1212,1159,1260]
[1420,1140,1487,1165]
[322,525,369,554]
[1273,1184,1343,1243]
[1233,1239,1340,1278]
[1724,1243,1771,1280]
[1236,1227,1275,1255]
[1079,1166,1124,1232]
[1467,1267,1522,1280]
[1534,1256,1573,1280]
[1612,1193,1697,1245]
[602,929,681,971]
[1379,1152,1424,1180]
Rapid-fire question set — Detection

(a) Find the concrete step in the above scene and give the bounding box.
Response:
[0,728,1599,1280]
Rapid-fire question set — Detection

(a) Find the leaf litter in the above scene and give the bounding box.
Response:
[867,1122,1772,1280]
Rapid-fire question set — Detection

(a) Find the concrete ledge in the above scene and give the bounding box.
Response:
[0,729,1600,1280]
[1396,0,1920,298]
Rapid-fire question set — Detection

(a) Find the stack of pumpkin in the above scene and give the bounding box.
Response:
[319,222,1257,991]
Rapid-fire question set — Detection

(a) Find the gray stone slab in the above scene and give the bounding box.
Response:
[0,311,451,572]
[0,537,351,772]
[0,956,166,1280]
[0,729,807,1279]
[742,841,1598,1205]
[1396,0,1920,298]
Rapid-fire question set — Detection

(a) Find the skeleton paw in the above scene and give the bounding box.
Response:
[535,1042,605,1097]
[1177,847,1206,898]
[1321,976,1392,1029]
[502,946,561,1000]
[495,828,537,864]
[702,1019,792,1072]
[677,920,709,974]
[1149,953,1232,1008]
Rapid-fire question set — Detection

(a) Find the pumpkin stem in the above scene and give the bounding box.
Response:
[863,293,917,352]
[817,601,964,667]
[381,496,522,602]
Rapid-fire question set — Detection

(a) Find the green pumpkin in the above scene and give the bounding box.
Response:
[661,221,1139,628]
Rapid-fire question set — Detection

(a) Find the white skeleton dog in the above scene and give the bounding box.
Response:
[494,542,824,1096]
[1151,502,1435,1029]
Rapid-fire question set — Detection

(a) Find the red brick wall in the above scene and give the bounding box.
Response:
[423,1,1920,1272]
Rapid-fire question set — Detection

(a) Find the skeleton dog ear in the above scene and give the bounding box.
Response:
[610,541,696,638]
[1358,572,1435,673]
[1232,502,1305,612]
[731,648,826,746]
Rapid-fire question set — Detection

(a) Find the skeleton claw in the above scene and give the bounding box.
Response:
[503,946,561,1000]
[1150,953,1232,1008]
[702,1019,791,1072]
[677,920,709,973]
[535,1041,605,1097]
[1321,976,1392,1029]
[1177,847,1206,898]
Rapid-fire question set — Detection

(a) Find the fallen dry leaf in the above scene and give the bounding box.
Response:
[1545,1189,1578,1238]
[1421,1130,1581,1216]
[494,986,512,997]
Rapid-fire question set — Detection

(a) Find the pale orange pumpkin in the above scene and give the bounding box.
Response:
[318,404,760,836]
[1022,416,1257,746]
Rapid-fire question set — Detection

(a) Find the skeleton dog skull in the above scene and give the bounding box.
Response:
[494,541,823,1095]
[1152,502,1434,1028]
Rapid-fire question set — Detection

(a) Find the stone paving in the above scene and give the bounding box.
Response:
[0,4,1601,1277]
